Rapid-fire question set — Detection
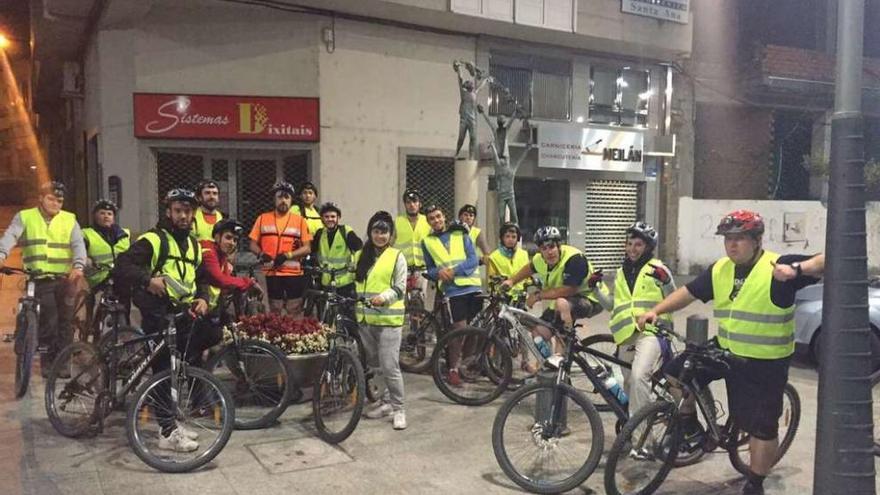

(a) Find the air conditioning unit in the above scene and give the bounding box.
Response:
[61,62,83,98]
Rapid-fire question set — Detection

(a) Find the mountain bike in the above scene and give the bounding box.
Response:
[399,267,446,373]
[603,335,801,495]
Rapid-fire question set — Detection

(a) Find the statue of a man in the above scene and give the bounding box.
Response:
[478,103,531,225]
[454,60,493,161]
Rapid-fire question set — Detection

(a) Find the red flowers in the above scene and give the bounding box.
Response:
[237,314,324,338]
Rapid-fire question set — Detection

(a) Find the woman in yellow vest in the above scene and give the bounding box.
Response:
[356,211,408,430]
[487,222,529,294]
[82,199,131,288]
[590,222,675,444]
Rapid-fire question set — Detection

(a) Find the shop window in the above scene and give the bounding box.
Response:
[490,53,571,120]
[156,151,204,216]
[514,177,569,250]
[237,159,278,230]
[283,154,310,189]
[405,156,456,219]
[589,66,650,127]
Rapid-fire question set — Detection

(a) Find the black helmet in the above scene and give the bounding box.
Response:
[458,204,477,217]
[402,188,421,202]
[626,222,659,248]
[300,181,318,194]
[271,181,296,196]
[499,222,521,241]
[319,202,341,216]
[195,179,220,196]
[93,198,118,213]
[164,188,198,206]
[533,226,563,246]
[212,218,245,238]
[39,181,66,199]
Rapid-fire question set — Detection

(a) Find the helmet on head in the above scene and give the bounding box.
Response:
[195,179,220,196]
[93,198,118,213]
[164,188,198,206]
[458,204,477,217]
[271,181,296,197]
[499,222,521,241]
[368,210,395,234]
[626,222,658,248]
[319,202,341,216]
[533,226,563,246]
[39,181,66,199]
[402,188,421,202]
[212,219,245,238]
[716,210,765,237]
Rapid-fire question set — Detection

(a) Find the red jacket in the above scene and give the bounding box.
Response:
[199,240,254,292]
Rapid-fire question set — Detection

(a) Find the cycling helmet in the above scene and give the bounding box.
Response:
[533,226,563,246]
[164,188,198,206]
[195,179,220,196]
[716,210,765,237]
[319,202,341,216]
[212,218,245,238]
[300,181,318,194]
[92,198,118,213]
[271,181,296,196]
[499,222,522,241]
[39,181,66,198]
[402,188,421,202]
[458,204,477,216]
[626,222,658,248]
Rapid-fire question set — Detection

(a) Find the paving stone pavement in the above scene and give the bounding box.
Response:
[0,299,878,495]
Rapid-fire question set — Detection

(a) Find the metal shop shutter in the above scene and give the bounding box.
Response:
[584,180,642,271]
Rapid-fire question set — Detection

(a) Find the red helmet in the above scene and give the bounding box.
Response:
[716,210,764,236]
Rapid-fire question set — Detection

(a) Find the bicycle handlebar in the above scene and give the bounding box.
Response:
[0,266,64,279]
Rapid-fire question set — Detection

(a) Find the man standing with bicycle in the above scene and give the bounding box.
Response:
[638,210,824,495]
[82,198,131,332]
[0,181,86,376]
[311,202,362,299]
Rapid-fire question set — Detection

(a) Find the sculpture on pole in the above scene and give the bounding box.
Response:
[477,99,531,225]
[453,60,493,161]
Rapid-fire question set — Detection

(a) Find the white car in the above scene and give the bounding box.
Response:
[794,282,880,372]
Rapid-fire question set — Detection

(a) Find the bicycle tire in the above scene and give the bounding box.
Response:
[205,339,291,430]
[670,386,716,467]
[350,333,380,403]
[44,342,106,437]
[399,308,441,374]
[313,346,365,444]
[578,333,620,412]
[126,367,235,473]
[727,382,801,475]
[604,400,681,495]
[14,308,38,399]
[431,327,512,406]
[492,382,604,494]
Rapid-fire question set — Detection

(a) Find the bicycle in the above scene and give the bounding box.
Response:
[603,332,801,495]
[45,303,235,473]
[71,265,130,344]
[398,265,444,373]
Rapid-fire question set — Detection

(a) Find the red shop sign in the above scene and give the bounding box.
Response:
[133,93,320,142]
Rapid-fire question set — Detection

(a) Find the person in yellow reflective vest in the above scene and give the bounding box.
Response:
[394,188,431,269]
[590,222,675,442]
[114,188,218,452]
[486,222,529,294]
[356,211,408,430]
[297,181,323,237]
[191,180,224,242]
[311,202,362,298]
[0,181,86,375]
[501,226,604,364]
[458,204,490,261]
[82,198,131,328]
[638,210,824,495]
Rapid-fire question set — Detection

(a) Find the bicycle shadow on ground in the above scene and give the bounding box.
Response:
[479,471,599,494]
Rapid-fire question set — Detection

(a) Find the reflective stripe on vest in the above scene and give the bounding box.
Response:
[488,248,529,294]
[317,226,354,286]
[82,227,131,287]
[422,231,481,291]
[354,247,405,326]
[19,208,76,275]
[193,208,222,242]
[531,245,598,309]
[608,259,670,345]
[255,211,304,276]
[393,214,431,267]
[711,250,795,359]
[140,229,202,303]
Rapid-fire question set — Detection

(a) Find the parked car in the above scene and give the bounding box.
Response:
[794,281,880,373]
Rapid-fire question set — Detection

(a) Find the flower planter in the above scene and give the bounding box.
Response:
[286,352,328,401]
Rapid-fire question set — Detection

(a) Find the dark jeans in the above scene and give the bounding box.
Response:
[35,278,74,363]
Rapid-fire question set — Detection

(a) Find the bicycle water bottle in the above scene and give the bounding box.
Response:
[533,336,552,358]
[600,369,629,406]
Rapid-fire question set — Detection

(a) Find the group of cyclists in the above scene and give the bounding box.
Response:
[0,177,827,494]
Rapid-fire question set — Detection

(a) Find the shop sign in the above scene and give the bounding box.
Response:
[621,0,689,24]
[538,123,644,173]
[133,93,319,141]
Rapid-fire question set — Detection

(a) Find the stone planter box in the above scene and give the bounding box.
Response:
[286,352,328,402]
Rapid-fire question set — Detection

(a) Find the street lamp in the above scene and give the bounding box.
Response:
[0,35,9,50]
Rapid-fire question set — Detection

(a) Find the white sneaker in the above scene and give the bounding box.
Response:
[545,355,564,369]
[392,410,407,430]
[365,403,393,419]
[158,429,199,452]
[176,421,199,440]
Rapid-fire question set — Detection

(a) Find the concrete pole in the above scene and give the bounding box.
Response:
[454,158,479,215]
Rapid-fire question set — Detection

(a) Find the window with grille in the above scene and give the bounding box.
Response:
[589,66,650,127]
[237,159,278,231]
[584,180,643,271]
[490,52,571,120]
[405,156,455,219]
[283,154,309,190]
[156,151,204,216]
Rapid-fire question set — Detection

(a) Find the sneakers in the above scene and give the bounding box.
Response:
[446,369,463,387]
[158,429,199,452]
[176,421,199,440]
[392,410,407,430]
[365,402,393,419]
[544,355,564,369]
[629,448,653,461]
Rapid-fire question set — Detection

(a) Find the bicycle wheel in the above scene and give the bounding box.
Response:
[126,367,235,473]
[727,382,801,475]
[399,308,441,373]
[492,382,604,494]
[604,400,681,495]
[14,308,38,399]
[205,339,291,430]
[349,333,380,403]
[670,386,717,467]
[99,326,152,395]
[432,327,511,406]
[576,333,622,412]
[44,342,106,437]
[313,347,365,444]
